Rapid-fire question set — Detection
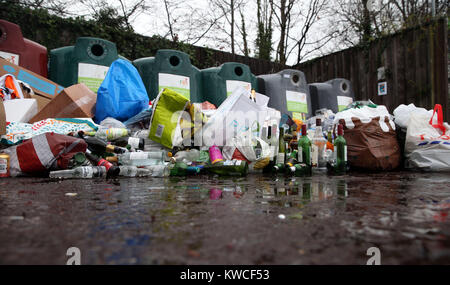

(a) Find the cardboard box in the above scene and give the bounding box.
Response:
[4,99,38,123]
[0,57,64,100]
[29,83,97,123]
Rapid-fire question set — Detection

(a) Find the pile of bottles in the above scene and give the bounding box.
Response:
[48,119,348,180]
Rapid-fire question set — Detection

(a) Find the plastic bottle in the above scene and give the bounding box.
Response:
[49,166,107,179]
[118,166,151,177]
[94,128,129,141]
[209,145,224,164]
[169,149,201,163]
[144,165,170,177]
[106,151,166,167]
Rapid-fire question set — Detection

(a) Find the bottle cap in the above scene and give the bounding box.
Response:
[167,152,173,157]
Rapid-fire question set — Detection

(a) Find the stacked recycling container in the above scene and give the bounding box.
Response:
[0,20,48,77]
[49,37,123,93]
[309,78,355,114]
[201,62,258,107]
[133,50,202,102]
[257,69,312,121]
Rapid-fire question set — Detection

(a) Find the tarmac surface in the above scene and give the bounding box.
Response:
[0,171,450,265]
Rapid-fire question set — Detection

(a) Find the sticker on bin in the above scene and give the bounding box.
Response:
[337,96,353,112]
[78,63,109,93]
[286,90,308,113]
[226,80,251,96]
[0,51,19,65]
[155,124,164,138]
[158,73,190,99]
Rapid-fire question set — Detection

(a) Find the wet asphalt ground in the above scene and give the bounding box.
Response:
[0,171,450,265]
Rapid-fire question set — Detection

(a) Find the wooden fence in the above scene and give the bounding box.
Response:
[296,18,449,120]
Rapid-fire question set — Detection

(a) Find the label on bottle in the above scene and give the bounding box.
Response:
[223,160,234,166]
[0,158,8,175]
[344,146,347,162]
[98,159,112,171]
[80,167,94,178]
[159,73,190,99]
[0,51,20,65]
[155,124,164,138]
[129,152,148,160]
[290,166,296,172]
[128,137,141,149]
[276,153,285,164]
[311,145,319,167]
[78,63,109,93]
[235,160,242,166]
[298,147,303,162]
[225,80,251,96]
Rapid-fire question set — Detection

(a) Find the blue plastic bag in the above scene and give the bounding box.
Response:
[95,59,149,123]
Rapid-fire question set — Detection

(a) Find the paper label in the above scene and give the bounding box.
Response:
[226,80,251,96]
[311,145,319,166]
[155,124,164,138]
[0,158,7,174]
[130,152,148,160]
[337,96,353,112]
[78,63,109,93]
[224,160,234,166]
[158,73,190,99]
[298,147,303,162]
[235,160,242,166]
[80,167,94,178]
[0,51,19,65]
[128,137,140,149]
[344,146,347,162]
[286,90,308,113]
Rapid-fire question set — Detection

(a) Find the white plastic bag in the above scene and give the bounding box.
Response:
[202,87,280,146]
[393,104,433,129]
[405,104,450,171]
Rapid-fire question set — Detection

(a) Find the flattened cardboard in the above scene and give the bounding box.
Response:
[29,83,97,123]
[0,57,63,100]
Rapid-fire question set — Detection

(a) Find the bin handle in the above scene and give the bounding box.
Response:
[429,104,446,134]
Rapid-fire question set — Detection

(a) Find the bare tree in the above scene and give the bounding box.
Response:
[269,0,296,64]
[255,0,273,60]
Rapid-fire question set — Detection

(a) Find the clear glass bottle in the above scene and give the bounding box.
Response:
[311,118,327,171]
[49,166,107,179]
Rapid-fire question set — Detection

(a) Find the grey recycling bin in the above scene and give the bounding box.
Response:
[309,78,355,114]
[257,69,312,121]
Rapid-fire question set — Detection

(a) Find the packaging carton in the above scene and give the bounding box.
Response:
[29,83,97,123]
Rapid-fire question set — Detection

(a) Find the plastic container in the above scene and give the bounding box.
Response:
[49,37,124,92]
[309,78,355,114]
[257,69,312,121]
[201,62,258,107]
[0,20,48,77]
[133,49,202,102]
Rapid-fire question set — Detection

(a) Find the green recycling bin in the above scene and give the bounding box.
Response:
[201,62,258,107]
[257,69,312,121]
[49,37,124,93]
[133,50,202,102]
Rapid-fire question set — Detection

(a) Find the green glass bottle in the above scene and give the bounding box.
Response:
[272,163,285,174]
[207,160,248,176]
[276,127,286,164]
[288,163,311,176]
[298,124,312,170]
[169,162,201,176]
[333,124,347,174]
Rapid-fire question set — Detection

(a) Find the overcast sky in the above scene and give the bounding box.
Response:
[63,0,346,66]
